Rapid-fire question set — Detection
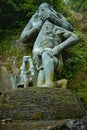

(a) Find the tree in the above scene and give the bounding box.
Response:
[0,0,65,30]
[68,0,87,12]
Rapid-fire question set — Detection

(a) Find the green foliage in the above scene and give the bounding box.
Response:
[61,26,87,109]
[0,0,38,31]
[0,0,65,30]
[0,29,21,56]
[74,88,87,109]
[62,29,87,86]
[68,0,87,12]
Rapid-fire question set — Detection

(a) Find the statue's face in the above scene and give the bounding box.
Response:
[38,3,49,12]
[44,21,52,28]
[42,21,53,33]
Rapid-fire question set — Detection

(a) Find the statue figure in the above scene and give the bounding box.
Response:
[18,56,34,88]
[11,56,34,89]
[19,3,79,88]
[20,2,73,44]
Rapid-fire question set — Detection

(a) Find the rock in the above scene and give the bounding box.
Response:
[2,118,13,123]
[49,117,87,130]
[0,65,12,91]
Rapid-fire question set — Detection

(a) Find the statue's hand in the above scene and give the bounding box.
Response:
[39,10,50,21]
[44,48,53,57]
[53,46,61,56]
[39,10,62,25]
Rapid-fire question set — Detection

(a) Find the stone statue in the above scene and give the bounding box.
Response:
[18,56,34,88]
[20,2,73,44]
[11,56,34,89]
[19,2,79,88]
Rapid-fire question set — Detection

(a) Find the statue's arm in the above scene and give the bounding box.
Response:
[20,14,43,43]
[39,9,73,31]
[53,29,79,55]
[55,12,73,31]
[20,24,36,43]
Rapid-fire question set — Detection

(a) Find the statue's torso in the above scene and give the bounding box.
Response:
[33,21,63,52]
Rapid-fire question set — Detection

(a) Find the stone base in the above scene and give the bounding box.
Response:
[0,88,85,120]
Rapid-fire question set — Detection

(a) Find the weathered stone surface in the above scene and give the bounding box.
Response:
[0,65,12,92]
[0,88,85,120]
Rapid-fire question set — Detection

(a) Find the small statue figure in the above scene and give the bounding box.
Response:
[18,56,34,88]
[19,3,79,87]
[11,56,34,88]
[10,60,20,89]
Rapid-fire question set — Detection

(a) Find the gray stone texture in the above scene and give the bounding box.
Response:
[0,88,85,120]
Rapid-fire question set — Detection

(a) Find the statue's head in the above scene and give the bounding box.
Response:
[38,2,53,12]
[37,2,73,31]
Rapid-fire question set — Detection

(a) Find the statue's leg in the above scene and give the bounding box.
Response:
[37,69,45,86]
[54,79,68,88]
[41,51,54,87]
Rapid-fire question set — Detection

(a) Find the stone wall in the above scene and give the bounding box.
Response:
[0,88,85,120]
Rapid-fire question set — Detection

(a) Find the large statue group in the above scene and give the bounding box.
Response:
[11,3,79,88]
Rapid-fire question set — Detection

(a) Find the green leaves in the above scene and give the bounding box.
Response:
[0,0,66,30]
[68,0,87,12]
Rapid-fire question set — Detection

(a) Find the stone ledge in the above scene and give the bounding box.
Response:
[0,88,85,120]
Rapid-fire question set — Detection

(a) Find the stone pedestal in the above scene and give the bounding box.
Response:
[0,88,85,120]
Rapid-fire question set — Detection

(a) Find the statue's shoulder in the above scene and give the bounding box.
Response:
[30,11,41,22]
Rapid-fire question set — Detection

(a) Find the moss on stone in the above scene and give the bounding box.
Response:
[31,111,42,120]
[0,88,85,120]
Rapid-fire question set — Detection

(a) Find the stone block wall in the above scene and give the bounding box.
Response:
[0,88,85,120]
